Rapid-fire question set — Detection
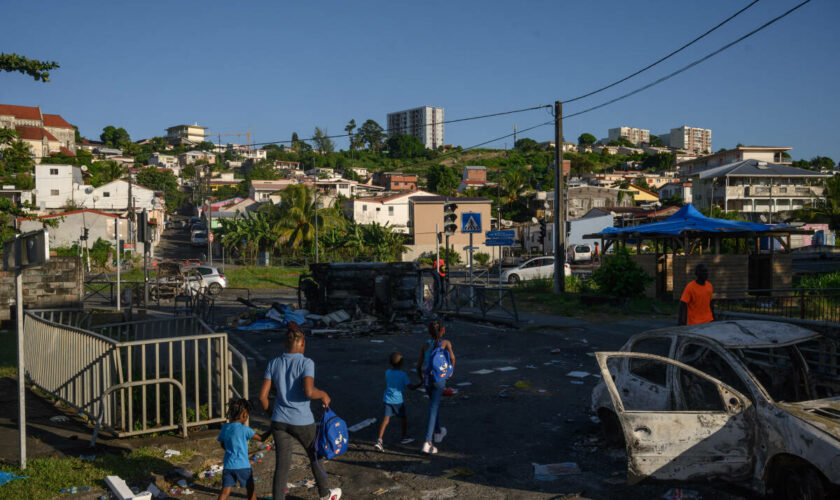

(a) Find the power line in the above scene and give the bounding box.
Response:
[562,0,810,120]
[246,104,551,147]
[563,0,761,104]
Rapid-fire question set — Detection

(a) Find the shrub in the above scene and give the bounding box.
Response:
[474,252,490,267]
[591,247,653,298]
[798,271,840,290]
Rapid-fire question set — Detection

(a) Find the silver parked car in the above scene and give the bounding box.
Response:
[500,256,570,284]
[591,320,840,498]
[182,265,227,295]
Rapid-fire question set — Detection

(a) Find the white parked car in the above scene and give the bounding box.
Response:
[591,320,840,498]
[190,231,208,247]
[570,244,593,263]
[500,256,571,284]
[182,265,227,295]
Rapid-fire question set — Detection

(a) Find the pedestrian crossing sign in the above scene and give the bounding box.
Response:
[461,212,481,233]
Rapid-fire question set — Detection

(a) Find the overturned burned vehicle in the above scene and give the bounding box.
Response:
[591,320,840,498]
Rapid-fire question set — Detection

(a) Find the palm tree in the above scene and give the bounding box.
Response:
[502,167,527,207]
[274,184,342,250]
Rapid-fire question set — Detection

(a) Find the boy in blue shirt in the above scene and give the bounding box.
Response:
[216,398,269,500]
[374,352,418,452]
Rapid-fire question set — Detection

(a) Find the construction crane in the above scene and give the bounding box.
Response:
[206,127,254,152]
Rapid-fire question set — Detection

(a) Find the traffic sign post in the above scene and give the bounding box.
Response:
[485,229,514,292]
[486,230,515,239]
[208,232,214,243]
[461,213,481,306]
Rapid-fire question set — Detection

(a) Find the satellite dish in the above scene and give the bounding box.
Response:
[531,217,538,223]
[759,214,767,223]
[81,165,88,172]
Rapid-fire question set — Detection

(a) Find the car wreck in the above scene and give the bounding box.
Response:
[591,320,840,498]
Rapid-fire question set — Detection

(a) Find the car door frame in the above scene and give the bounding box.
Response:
[596,351,755,485]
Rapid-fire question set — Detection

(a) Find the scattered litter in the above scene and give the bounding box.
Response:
[349,418,377,432]
[455,382,472,387]
[532,462,581,480]
[370,339,384,343]
[250,451,265,463]
[50,415,70,423]
[258,443,272,451]
[60,486,92,494]
[570,380,584,385]
[441,467,475,479]
[420,485,458,499]
[163,449,181,458]
[289,479,316,489]
[147,483,164,498]
[372,488,388,496]
[197,464,223,479]
[172,467,193,479]
[442,387,458,396]
[550,348,562,354]
[590,416,601,424]
[603,477,624,485]
[586,352,595,357]
[495,366,517,372]
[168,487,194,496]
[566,371,590,378]
[513,380,531,389]
[470,369,494,375]
[176,479,188,488]
[0,471,25,486]
[662,488,701,500]
[106,475,152,500]
[525,365,537,369]
[497,390,509,399]
[322,309,351,326]
[538,389,547,393]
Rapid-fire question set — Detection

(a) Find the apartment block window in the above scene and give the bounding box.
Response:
[593,199,605,207]
[388,206,394,215]
[50,168,59,175]
[50,189,59,196]
[376,207,381,212]
[103,192,110,197]
[362,205,367,212]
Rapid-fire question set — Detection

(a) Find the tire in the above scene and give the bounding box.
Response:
[508,274,520,284]
[777,466,827,500]
[208,282,222,296]
[599,409,625,448]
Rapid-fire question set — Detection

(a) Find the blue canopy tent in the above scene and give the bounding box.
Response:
[582,204,812,297]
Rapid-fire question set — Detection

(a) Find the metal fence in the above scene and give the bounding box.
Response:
[24,310,248,443]
[715,288,840,324]
[440,283,519,323]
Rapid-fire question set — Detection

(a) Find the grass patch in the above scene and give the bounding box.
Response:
[0,330,16,378]
[0,447,197,500]
[224,266,306,289]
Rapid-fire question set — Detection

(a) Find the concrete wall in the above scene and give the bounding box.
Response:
[630,254,658,298]
[0,256,83,321]
[673,255,749,299]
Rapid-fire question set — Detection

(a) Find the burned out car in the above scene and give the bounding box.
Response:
[590,320,840,498]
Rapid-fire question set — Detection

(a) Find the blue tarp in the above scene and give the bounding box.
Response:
[599,204,781,236]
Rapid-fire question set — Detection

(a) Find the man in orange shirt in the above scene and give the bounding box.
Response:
[678,264,714,325]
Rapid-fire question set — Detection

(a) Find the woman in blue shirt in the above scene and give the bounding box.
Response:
[259,322,342,500]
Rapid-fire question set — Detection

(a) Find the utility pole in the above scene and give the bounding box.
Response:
[314,188,319,263]
[206,164,213,266]
[553,101,566,294]
[513,124,517,146]
[115,218,121,311]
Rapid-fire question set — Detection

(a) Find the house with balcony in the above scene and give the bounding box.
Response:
[677,146,792,178]
[345,190,434,233]
[688,159,829,222]
[659,181,693,204]
[249,179,296,203]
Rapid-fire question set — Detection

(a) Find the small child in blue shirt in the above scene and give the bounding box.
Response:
[216,399,269,500]
[374,351,419,452]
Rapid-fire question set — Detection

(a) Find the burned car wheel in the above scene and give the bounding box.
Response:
[775,466,827,500]
[598,409,625,447]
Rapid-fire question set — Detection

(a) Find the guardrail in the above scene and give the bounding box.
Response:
[715,288,840,323]
[439,283,519,324]
[24,310,248,443]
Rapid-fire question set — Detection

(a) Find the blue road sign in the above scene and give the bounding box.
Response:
[486,230,515,239]
[485,238,515,246]
[462,212,482,233]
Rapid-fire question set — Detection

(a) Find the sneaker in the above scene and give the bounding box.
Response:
[374,440,384,452]
[433,427,447,443]
[320,488,342,500]
[421,441,438,454]
[400,437,415,445]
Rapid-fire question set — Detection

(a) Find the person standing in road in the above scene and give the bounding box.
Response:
[678,263,714,325]
[259,322,342,500]
[416,320,455,454]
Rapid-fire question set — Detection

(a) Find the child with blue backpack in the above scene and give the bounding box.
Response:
[416,320,455,454]
[374,351,418,452]
[216,398,268,500]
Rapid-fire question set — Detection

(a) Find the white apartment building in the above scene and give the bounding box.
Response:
[387,106,444,150]
[149,152,179,169]
[249,179,296,203]
[608,126,650,146]
[166,123,207,145]
[34,164,84,210]
[678,146,793,178]
[670,126,712,154]
[346,190,434,234]
[78,179,161,213]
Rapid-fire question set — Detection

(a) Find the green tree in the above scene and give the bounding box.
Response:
[386,134,425,159]
[344,120,357,150]
[641,152,674,171]
[196,141,216,152]
[100,126,131,149]
[88,160,126,187]
[0,53,59,82]
[815,174,840,231]
[591,247,653,298]
[358,119,385,151]
[312,127,335,154]
[474,252,490,266]
[0,129,35,177]
[661,194,685,208]
[135,166,181,212]
[274,184,343,250]
[426,164,459,195]
[608,137,635,147]
[647,135,664,147]
[514,138,538,152]
[810,156,835,170]
[578,133,596,146]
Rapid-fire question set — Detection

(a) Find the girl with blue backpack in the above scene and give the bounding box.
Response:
[259,322,342,500]
[415,320,455,454]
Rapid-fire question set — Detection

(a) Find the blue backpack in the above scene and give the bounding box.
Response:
[425,341,454,385]
[315,407,348,460]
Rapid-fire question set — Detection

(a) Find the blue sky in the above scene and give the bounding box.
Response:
[2,0,838,162]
